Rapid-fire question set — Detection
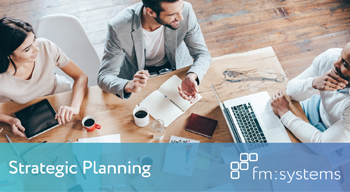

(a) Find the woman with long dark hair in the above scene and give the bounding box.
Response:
[0,17,88,138]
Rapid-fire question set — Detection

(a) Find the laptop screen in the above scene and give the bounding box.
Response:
[15,99,58,139]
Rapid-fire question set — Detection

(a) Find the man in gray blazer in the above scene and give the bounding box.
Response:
[98,0,211,103]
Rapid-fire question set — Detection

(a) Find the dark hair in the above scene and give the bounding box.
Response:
[0,17,35,74]
[142,0,179,16]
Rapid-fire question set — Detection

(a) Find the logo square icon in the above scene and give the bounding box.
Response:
[249,153,258,162]
[240,162,249,170]
[230,162,239,171]
[240,153,249,161]
[230,171,240,179]
[230,153,259,180]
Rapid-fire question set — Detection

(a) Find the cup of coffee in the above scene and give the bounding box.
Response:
[82,116,101,132]
[133,105,149,127]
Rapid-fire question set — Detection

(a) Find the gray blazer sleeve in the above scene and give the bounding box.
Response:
[97,23,131,99]
[184,3,212,84]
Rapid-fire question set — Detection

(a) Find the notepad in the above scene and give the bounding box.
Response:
[163,136,199,176]
[100,152,126,189]
[140,75,202,127]
[162,144,199,176]
[169,135,200,143]
[185,113,218,138]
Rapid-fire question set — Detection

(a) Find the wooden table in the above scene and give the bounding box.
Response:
[0,47,307,143]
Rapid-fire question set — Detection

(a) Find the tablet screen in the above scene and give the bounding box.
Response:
[15,99,59,139]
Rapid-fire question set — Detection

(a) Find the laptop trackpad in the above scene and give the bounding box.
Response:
[259,111,281,130]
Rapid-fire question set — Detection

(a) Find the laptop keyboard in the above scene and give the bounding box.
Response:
[231,103,268,150]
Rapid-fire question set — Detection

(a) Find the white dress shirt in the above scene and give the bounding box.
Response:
[282,48,350,142]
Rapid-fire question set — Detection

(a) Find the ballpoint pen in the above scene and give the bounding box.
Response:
[5,134,20,156]
[5,134,47,165]
[22,141,47,157]
[165,95,185,112]
[46,140,71,156]
[5,134,28,164]
[74,155,87,180]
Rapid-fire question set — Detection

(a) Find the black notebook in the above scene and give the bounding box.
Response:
[185,113,218,138]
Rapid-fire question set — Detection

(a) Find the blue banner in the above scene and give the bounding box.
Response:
[0,143,349,192]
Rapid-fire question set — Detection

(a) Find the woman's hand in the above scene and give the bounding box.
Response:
[9,118,26,138]
[55,106,80,125]
[58,60,87,125]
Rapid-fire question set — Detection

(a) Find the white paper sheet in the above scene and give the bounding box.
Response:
[163,137,199,176]
[158,75,196,111]
[78,134,121,143]
[169,135,200,143]
[140,75,202,127]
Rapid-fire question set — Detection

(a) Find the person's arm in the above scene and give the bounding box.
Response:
[0,95,11,103]
[178,73,199,104]
[286,50,347,101]
[97,23,132,99]
[286,56,321,101]
[124,70,149,94]
[281,110,350,154]
[183,3,211,84]
[178,3,211,103]
[281,110,350,143]
[272,91,350,143]
[0,113,26,138]
[55,60,88,125]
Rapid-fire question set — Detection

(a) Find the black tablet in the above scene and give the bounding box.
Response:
[15,99,59,139]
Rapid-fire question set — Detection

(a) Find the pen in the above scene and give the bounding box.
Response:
[22,141,47,157]
[74,155,86,180]
[46,140,71,156]
[165,95,184,112]
[5,134,20,156]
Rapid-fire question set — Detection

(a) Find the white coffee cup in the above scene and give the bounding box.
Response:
[133,105,149,127]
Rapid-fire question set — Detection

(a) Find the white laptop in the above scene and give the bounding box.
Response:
[212,84,291,153]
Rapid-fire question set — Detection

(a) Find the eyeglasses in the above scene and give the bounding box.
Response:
[148,68,172,78]
[342,58,349,68]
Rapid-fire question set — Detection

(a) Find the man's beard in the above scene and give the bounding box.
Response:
[334,66,350,85]
[154,17,179,30]
[335,66,345,79]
